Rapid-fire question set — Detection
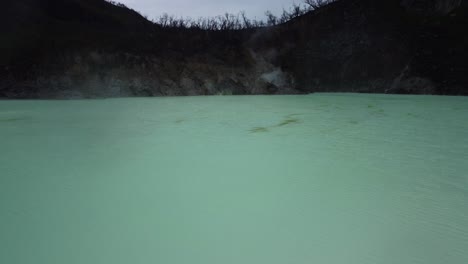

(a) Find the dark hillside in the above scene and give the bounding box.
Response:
[0,0,466,98]
[1,0,162,69]
[250,0,468,94]
[0,0,262,98]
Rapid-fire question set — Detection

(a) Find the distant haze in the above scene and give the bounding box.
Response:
[117,0,301,20]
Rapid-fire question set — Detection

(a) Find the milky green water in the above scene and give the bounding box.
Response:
[1,93,468,264]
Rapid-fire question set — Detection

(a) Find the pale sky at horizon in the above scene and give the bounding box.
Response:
[117,0,304,20]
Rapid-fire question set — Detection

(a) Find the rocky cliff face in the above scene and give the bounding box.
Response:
[1,50,296,98]
[0,0,467,98]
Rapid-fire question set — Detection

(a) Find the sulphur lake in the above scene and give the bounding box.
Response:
[1,93,468,264]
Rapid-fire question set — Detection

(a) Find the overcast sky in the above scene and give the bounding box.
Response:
[117,0,302,20]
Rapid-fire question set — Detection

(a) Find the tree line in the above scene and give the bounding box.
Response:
[106,0,337,31]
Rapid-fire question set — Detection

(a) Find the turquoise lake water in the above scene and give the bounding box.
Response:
[1,93,468,264]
